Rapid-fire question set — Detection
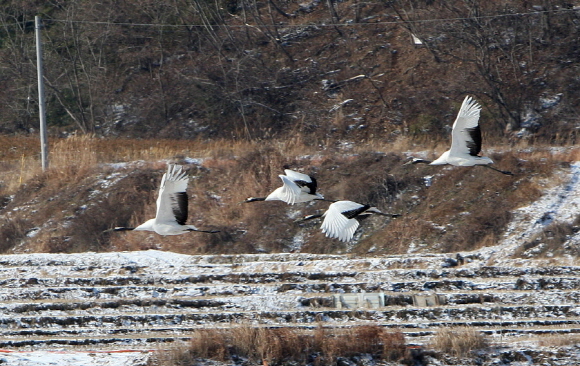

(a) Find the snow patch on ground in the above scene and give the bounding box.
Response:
[0,350,149,366]
[183,157,205,165]
[473,162,580,265]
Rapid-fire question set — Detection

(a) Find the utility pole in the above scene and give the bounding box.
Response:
[35,15,49,171]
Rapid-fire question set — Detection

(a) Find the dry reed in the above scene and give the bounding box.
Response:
[429,327,490,357]
[148,325,408,366]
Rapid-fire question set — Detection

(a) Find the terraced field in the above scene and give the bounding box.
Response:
[0,249,579,359]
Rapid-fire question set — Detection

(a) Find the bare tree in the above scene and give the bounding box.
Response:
[0,4,37,133]
[387,0,580,132]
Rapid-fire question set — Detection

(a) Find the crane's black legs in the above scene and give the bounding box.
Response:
[294,214,323,223]
[187,228,221,233]
[482,165,514,176]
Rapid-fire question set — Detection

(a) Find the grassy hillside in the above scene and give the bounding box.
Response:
[0,135,575,257]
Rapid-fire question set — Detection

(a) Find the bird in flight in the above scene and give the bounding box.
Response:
[243,169,330,204]
[405,96,513,175]
[107,164,219,235]
[297,200,400,242]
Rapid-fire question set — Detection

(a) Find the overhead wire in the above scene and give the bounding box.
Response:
[37,7,578,29]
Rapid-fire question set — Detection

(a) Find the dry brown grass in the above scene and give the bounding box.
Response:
[0,135,576,255]
[0,217,28,253]
[148,325,408,366]
[537,334,580,347]
[429,327,490,357]
[0,135,561,197]
[0,136,247,196]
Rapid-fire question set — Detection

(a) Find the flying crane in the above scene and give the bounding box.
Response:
[107,164,219,235]
[405,96,513,175]
[297,200,400,242]
[243,169,330,204]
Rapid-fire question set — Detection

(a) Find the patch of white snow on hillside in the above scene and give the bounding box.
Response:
[481,162,580,263]
[105,162,130,170]
[183,157,205,165]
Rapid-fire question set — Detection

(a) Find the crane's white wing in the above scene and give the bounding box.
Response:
[155,164,189,225]
[284,169,317,194]
[270,175,303,204]
[449,96,482,158]
[321,201,362,242]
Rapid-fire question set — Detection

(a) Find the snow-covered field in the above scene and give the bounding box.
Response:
[0,350,150,366]
[2,162,580,365]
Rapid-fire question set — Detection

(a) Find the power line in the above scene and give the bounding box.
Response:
[42,7,577,29]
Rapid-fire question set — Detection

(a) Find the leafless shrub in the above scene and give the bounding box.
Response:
[189,329,229,361]
[322,325,384,359]
[0,217,28,253]
[381,328,409,361]
[515,221,578,259]
[314,325,407,364]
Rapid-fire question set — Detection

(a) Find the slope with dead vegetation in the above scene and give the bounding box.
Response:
[1,136,576,256]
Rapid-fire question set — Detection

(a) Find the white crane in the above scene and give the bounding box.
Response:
[107,164,219,235]
[243,169,329,204]
[297,200,400,242]
[405,96,513,175]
